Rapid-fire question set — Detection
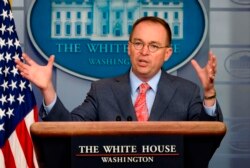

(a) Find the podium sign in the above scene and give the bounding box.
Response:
[30,122,226,168]
[71,135,183,168]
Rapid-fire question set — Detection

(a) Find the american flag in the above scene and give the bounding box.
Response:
[0,0,38,167]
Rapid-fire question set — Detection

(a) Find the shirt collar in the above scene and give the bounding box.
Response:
[130,69,161,94]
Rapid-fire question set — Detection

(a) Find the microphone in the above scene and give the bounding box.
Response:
[127,116,132,121]
[116,116,121,121]
[116,115,133,121]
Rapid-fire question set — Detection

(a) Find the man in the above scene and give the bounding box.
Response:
[16,16,222,122]
[16,16,223,167]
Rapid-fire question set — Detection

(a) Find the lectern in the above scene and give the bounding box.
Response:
[30,122,226,168]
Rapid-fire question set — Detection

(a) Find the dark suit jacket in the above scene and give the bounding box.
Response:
[42,71,222,122]
[39,71,224,168]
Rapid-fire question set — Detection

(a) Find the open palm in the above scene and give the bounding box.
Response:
[15,53,54,91]
[191,51,217,92]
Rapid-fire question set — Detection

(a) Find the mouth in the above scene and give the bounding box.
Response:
[138,59,148,67]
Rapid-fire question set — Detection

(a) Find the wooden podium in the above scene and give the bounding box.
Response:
[31,122,226,168]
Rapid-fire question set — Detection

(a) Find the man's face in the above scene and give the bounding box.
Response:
[128,21,172,81]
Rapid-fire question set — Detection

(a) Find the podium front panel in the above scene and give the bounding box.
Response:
[71,135,183,168]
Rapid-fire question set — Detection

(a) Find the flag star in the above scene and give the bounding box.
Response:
[28,83,32,91]
[3,0,9,6]
[0,123,4,132]
[0,23,6,35]
[0,38,5,48]
[19,80,26,91]
[3,66,10,77]
[0,94,7,105]
[0,9,8,20]
[9,80,17,90]
[0,53,4,61]
[5,52,11,63]
[14,39,21,49]
[8,94,15,105]
[6,108,14,118]
[9,10,13,20]
[7,38,13,48]
[0,0,38,161]
[17,94,25,104]
[7,25,13,35]
[12,52,20,60]
[1,80,8,91]
[11,66,19,77]
[0,108,6,119]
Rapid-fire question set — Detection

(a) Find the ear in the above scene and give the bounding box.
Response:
[127,42,131,57]
[164,47,173,61]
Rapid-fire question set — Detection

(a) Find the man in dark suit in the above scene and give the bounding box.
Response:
[16,16,223,167]
[16,16,222,121]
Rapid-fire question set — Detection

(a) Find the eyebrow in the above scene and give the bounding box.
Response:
[132,38,161,45]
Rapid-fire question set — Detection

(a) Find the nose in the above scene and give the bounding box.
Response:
[140,44,150,55]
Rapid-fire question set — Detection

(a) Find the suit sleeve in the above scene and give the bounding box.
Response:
[40,82,98,121]
[188,84,223,122]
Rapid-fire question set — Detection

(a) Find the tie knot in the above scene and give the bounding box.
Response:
[139,83,150,94]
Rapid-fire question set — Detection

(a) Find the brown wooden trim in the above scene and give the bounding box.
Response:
[30,121,226,137]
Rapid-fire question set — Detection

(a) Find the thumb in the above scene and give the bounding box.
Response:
[191,59,201,74]
[47,55,55,68]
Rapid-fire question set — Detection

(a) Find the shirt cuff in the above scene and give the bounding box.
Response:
[43,94,57,115]
[203,100,217,117]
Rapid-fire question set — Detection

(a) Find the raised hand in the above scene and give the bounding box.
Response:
[191,51,217,106]
[15,53,56,105]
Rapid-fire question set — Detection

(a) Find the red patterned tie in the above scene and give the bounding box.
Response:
[134,83,150,121]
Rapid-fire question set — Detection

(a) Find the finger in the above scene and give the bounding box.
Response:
[212,56,217,70]
[20,71,32,81]
[47,55,55,68]
[20,69,29,77]
[207,51,217,73]
[16,59,30,71]
[208,69,216,79]
[191,59,202,74]
[15,61,25,72]
[208,51,217,65]
[22,53,36,66]
[209,74,215,82]
[211,63,217,74]
[14,58,23,66]
[18,67,29,78]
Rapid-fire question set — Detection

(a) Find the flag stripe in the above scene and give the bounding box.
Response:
[0,1,38,167]
[0,150,6,168]
[16,118,35,168]
[25,106,38,134]
[9,131,27,168]
[25,107,39,167]
[1,140,16,168]
[1,108,38,168]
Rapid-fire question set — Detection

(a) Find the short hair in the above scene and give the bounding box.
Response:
[129,16,172,45]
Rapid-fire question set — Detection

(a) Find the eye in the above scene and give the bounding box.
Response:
[150,44,160,49]
[134,41,143,46]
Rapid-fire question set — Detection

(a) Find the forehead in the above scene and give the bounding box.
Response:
[131,21,168,43]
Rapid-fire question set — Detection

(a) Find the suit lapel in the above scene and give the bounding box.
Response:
[149,72,177,121]
[111,74,137,120]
